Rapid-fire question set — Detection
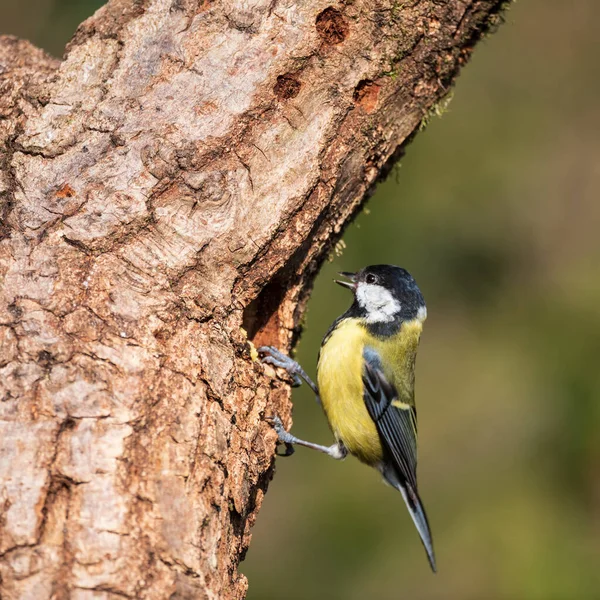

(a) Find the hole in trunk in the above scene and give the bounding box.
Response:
[242,274,287,347]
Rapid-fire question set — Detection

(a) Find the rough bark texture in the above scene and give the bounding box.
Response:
[0,1,506,598]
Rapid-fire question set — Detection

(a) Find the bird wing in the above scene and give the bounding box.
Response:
[362,348,418,489]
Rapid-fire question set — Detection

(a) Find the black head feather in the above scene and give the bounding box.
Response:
[338,265,426,337]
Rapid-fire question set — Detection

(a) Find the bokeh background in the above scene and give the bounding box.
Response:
[3,1,599,598]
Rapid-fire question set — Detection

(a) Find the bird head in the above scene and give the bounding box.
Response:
[335,265,426,324]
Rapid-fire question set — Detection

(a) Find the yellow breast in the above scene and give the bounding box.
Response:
[317,317,424,465]
[317,319,382,464]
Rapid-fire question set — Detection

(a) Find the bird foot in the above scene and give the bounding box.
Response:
[265,415,295,456]
[258,346,303,387]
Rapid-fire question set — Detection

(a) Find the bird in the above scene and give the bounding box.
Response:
[259,264,436,572]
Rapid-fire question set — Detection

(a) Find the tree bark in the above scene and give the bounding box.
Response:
[0,1,507,598]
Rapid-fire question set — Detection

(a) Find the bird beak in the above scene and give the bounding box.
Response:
[335,271,356,290]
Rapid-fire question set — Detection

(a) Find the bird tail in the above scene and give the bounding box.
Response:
[398,480,437,573]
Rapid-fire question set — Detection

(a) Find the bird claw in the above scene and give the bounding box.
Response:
[258,346,303,387]
[277,443,295,457]
[265,414,295,457]
[258,346,289,367]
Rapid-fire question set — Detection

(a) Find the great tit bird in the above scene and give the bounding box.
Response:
[259,264,436,571]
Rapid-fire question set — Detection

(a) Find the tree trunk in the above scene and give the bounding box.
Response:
[0,1,507,597]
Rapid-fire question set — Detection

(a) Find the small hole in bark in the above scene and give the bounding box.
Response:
[316,7,349,44]
[38,350,53,365]
[63,417,77,431]
[7,303,22,319]
[353,79,381,113]
[170,0,185,11]
[274,74,301,100]
[55,184,75,199]
[154,327,172,343]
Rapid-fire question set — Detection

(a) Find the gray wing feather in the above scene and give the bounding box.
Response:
[362,348,418,489]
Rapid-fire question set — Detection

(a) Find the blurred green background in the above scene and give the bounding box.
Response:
[3,1,599,598]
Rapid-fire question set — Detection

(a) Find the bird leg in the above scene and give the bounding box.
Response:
[258,346,320,401]
[259,348,341,457]
[267,416,347,460]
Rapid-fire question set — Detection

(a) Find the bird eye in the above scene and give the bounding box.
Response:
[365,274,377,284]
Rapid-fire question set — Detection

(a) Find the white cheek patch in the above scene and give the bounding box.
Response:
[356,283,401,323]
